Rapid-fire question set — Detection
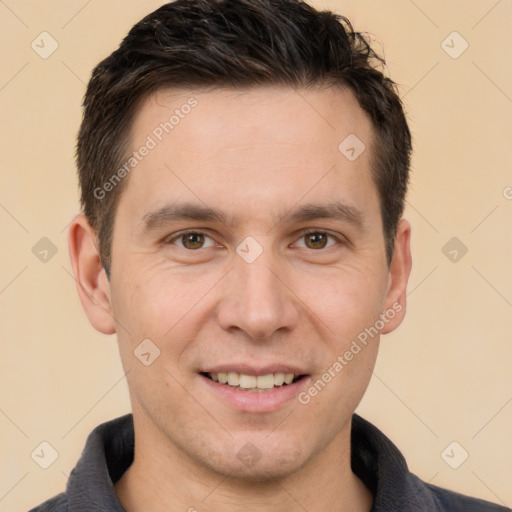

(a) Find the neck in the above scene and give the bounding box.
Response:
[115,414,373,512]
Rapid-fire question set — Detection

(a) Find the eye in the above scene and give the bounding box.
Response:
[294,230,339,250]
[169,231,216,250]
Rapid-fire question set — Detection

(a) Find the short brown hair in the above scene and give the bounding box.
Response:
[77,0,412,275]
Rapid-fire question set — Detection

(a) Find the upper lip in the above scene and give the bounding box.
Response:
[200,364,309,376]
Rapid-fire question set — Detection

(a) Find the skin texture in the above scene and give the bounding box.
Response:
[69,86,412,511]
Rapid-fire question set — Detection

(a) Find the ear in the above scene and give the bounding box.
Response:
[68,214,116,335]
[381,218,412,335]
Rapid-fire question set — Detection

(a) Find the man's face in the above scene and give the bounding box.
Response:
[105,86,405,479]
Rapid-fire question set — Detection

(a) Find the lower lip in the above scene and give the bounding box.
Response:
[199,374,310,413]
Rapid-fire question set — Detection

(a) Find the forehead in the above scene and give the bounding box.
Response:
[131,85,373,150]
[120,86,378,222]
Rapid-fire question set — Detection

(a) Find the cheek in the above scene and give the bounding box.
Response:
[110,268,209,407]
[111,264,220,352]
[297,265,388,347]
[298,272,385,426]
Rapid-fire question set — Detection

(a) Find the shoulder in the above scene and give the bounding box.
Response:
[28,492,67,512]
[351,415,509,512]
[426,481,510,512]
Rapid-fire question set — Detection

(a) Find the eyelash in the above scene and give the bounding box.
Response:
[167,230,218,250]
[294,228,341,249]
[165,228,343,250]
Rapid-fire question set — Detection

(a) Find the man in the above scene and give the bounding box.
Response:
[29,0,509,510]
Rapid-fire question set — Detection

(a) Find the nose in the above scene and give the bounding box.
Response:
[216,251,300,341]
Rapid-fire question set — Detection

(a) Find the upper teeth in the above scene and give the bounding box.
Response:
[208,372,296,389]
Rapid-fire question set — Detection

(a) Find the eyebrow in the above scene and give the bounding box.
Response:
[283,202,364,228]
[141,203,227,231]
[139,201,364,232]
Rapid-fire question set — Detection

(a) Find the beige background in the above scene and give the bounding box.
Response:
[1,0,511,510]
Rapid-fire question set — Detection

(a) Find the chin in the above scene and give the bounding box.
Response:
[187,434,308,482]
[212,450,306,482]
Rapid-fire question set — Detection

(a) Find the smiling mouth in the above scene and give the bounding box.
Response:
[201,372,306,392]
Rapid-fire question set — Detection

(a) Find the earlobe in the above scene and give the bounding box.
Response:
[68,214,116,335]
[381,218,412,335]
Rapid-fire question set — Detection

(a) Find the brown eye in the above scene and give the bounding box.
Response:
[180,232,205,249]
[167,231,218,252]
[304,232,328,249]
